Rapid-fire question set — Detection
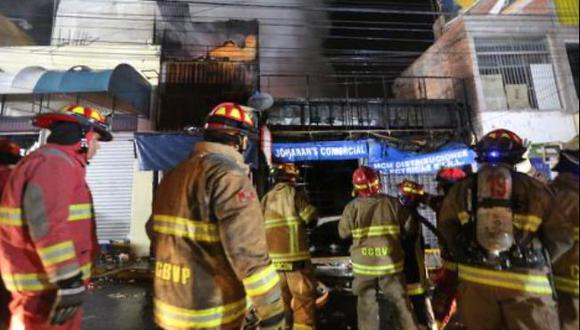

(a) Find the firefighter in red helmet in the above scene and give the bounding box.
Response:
[439,129,569,330]
[152,102,285,330]
[0,105,112,330]
[0,138,22,330]
[338,166,419,330]
[406,167,467,329]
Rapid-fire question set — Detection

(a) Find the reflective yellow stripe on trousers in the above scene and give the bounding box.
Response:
[154,298,247,329]
[153,215,220,243]
[1,262,92,292]
[352,262,404,276]
[243,265,280,298]
[458,264,553,295]
[555,276,580,297]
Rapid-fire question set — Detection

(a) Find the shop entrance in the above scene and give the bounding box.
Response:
[301,160,359,217]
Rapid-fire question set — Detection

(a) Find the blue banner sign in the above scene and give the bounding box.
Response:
[273,140,369,162]
[370,148,476,175]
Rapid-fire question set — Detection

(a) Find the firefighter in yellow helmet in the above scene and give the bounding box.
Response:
[338,166,419,330]
[261,163,318,330]
[439,129,569,330]
[151,102,285,330]
[548,136,579,330]
[397,180,437,330]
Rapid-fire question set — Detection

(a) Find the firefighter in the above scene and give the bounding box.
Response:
[439,129,570,330]
[0,138,21,194]
[0,105,112,330]
[397,180,436,330]
[0,138,22,330]
[548,136,579,330]
[425,168,467,216]
[338,166,419,330]
[152,102,285,330]
[261,163,318,330]
[423,168,467,329]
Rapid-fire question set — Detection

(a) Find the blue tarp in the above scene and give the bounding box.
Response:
[369,146,477,175]
[135,134,476,175]
[135,133,203,171]
[135,133,259,171]
[272,139,476,175]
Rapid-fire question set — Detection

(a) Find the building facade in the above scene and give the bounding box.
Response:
[395,0,579,143]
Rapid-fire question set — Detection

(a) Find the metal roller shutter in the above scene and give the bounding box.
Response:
[87,133,135,242]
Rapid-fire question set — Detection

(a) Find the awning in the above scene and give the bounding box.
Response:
[0,64,151,115]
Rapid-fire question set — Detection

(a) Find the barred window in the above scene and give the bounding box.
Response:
[475,37,562,111]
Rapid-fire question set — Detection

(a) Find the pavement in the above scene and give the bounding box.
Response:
[83,279,157,330]
[82,279,358,330]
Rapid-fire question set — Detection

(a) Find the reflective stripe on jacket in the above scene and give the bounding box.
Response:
[550,173,579,298]
[439,171,570,295]
[338,195,411,278]
[261,183,317,269]
[152,142,283,330]
[458,264,553,295]
[0,144,97,293]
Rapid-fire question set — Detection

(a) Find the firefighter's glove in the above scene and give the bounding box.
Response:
[258,311,285,330]
[49,272,85,325]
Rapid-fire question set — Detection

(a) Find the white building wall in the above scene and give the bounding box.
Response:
[465,15,579,141]
[479,110,577,143]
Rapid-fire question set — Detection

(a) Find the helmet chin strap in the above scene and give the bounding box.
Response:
[79,127,89,154]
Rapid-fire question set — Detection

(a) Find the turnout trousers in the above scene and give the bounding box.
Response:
[0,280,9,330]
[8,291,82,330]
[457,282,558,330]
[558,294,579,330]
[353,274,419,330]
[279,267,317,330]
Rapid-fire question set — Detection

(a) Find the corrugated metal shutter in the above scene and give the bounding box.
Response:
[87,133,135,242]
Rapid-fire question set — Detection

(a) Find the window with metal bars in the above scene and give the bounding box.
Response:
[475,37,562,111]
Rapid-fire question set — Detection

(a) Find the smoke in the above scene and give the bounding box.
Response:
[0,0,57,44]
[52,0,339,96]
[156,0,339,97]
